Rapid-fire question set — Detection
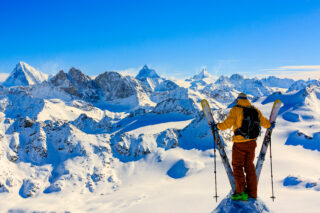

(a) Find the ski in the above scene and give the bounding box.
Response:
[255,99,282,182]
[201,99,236,193]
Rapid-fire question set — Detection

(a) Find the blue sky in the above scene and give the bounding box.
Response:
[1,0,320,79]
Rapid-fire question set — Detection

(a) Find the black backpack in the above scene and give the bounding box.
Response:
[234,105,261,139]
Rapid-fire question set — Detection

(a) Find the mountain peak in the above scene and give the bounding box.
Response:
[2,62,48,87]
[16,61,32,71]
[142,65,149,70]
[230,74,244,81]
[192,68,212,80]
[136,65,160,80]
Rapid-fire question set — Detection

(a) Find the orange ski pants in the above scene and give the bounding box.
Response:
[232,141,257,198]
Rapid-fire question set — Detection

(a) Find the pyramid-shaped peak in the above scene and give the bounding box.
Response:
[142,65,149,70]
[18,61,27,66]
[136,65,160,80]
[2,61,48,87]
[16,61,32,70]
[201,67,209,74]
[193,68,213,80]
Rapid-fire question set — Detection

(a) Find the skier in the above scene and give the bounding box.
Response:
[213,93,275,201]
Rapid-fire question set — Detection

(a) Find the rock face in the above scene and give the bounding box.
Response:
[2,62,48,87]
[95,71,143,101]
[111,133,151,160]
[50,68,99,101]
[19,179,41,198]
[71,113,112,133]
[156,129,179,150]
[152,98,199,115]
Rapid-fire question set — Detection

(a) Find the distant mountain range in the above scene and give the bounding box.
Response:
[0,61,319,205]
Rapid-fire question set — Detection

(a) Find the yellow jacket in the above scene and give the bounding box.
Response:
[217,99,271,143]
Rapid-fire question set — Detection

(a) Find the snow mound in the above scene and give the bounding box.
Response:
[283,176,320,191]
[283,176,302,187]
[285,131,320,151]
[212,196,271,213]
[282,111,300,122]
[166,159,189,179]
[3,62,48,87]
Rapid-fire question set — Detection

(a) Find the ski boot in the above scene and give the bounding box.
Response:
[231,192,248,201]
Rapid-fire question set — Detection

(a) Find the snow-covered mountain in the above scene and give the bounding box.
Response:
[2,62,48,87]
[200,74,272,103]
[192,68,215,80]
[0,62,319,212]
[50,68,99,101]
[183,68,218,90]
[261,76,295,89]
[136,65,179,92]
[136,65,160,80]
[286,79,320,92]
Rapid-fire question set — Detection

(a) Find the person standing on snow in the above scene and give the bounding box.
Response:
[213,93,274,201]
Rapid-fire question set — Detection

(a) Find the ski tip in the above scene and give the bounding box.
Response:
[274,99,282,105]
[201,99,209,107]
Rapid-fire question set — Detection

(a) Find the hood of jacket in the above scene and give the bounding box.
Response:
[236,98,252,108]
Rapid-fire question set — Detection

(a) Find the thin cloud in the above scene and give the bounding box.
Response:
[261,65,320,80]
[0,73,9,82]
[117,68,139,77]
[265,65,320,71]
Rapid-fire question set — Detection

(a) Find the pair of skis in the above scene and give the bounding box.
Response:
[201,99,282,201]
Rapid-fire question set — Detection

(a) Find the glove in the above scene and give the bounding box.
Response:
[211,123,219,131]
[268,121,276,130]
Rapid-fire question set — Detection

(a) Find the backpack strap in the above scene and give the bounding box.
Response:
[235,105,255,109]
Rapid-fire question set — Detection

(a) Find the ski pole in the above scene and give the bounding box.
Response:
[269,139,276,201]
[211,123,219,202]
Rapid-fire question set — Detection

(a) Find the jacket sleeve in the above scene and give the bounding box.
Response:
[257,108,271,128]
[217,107,236,131]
